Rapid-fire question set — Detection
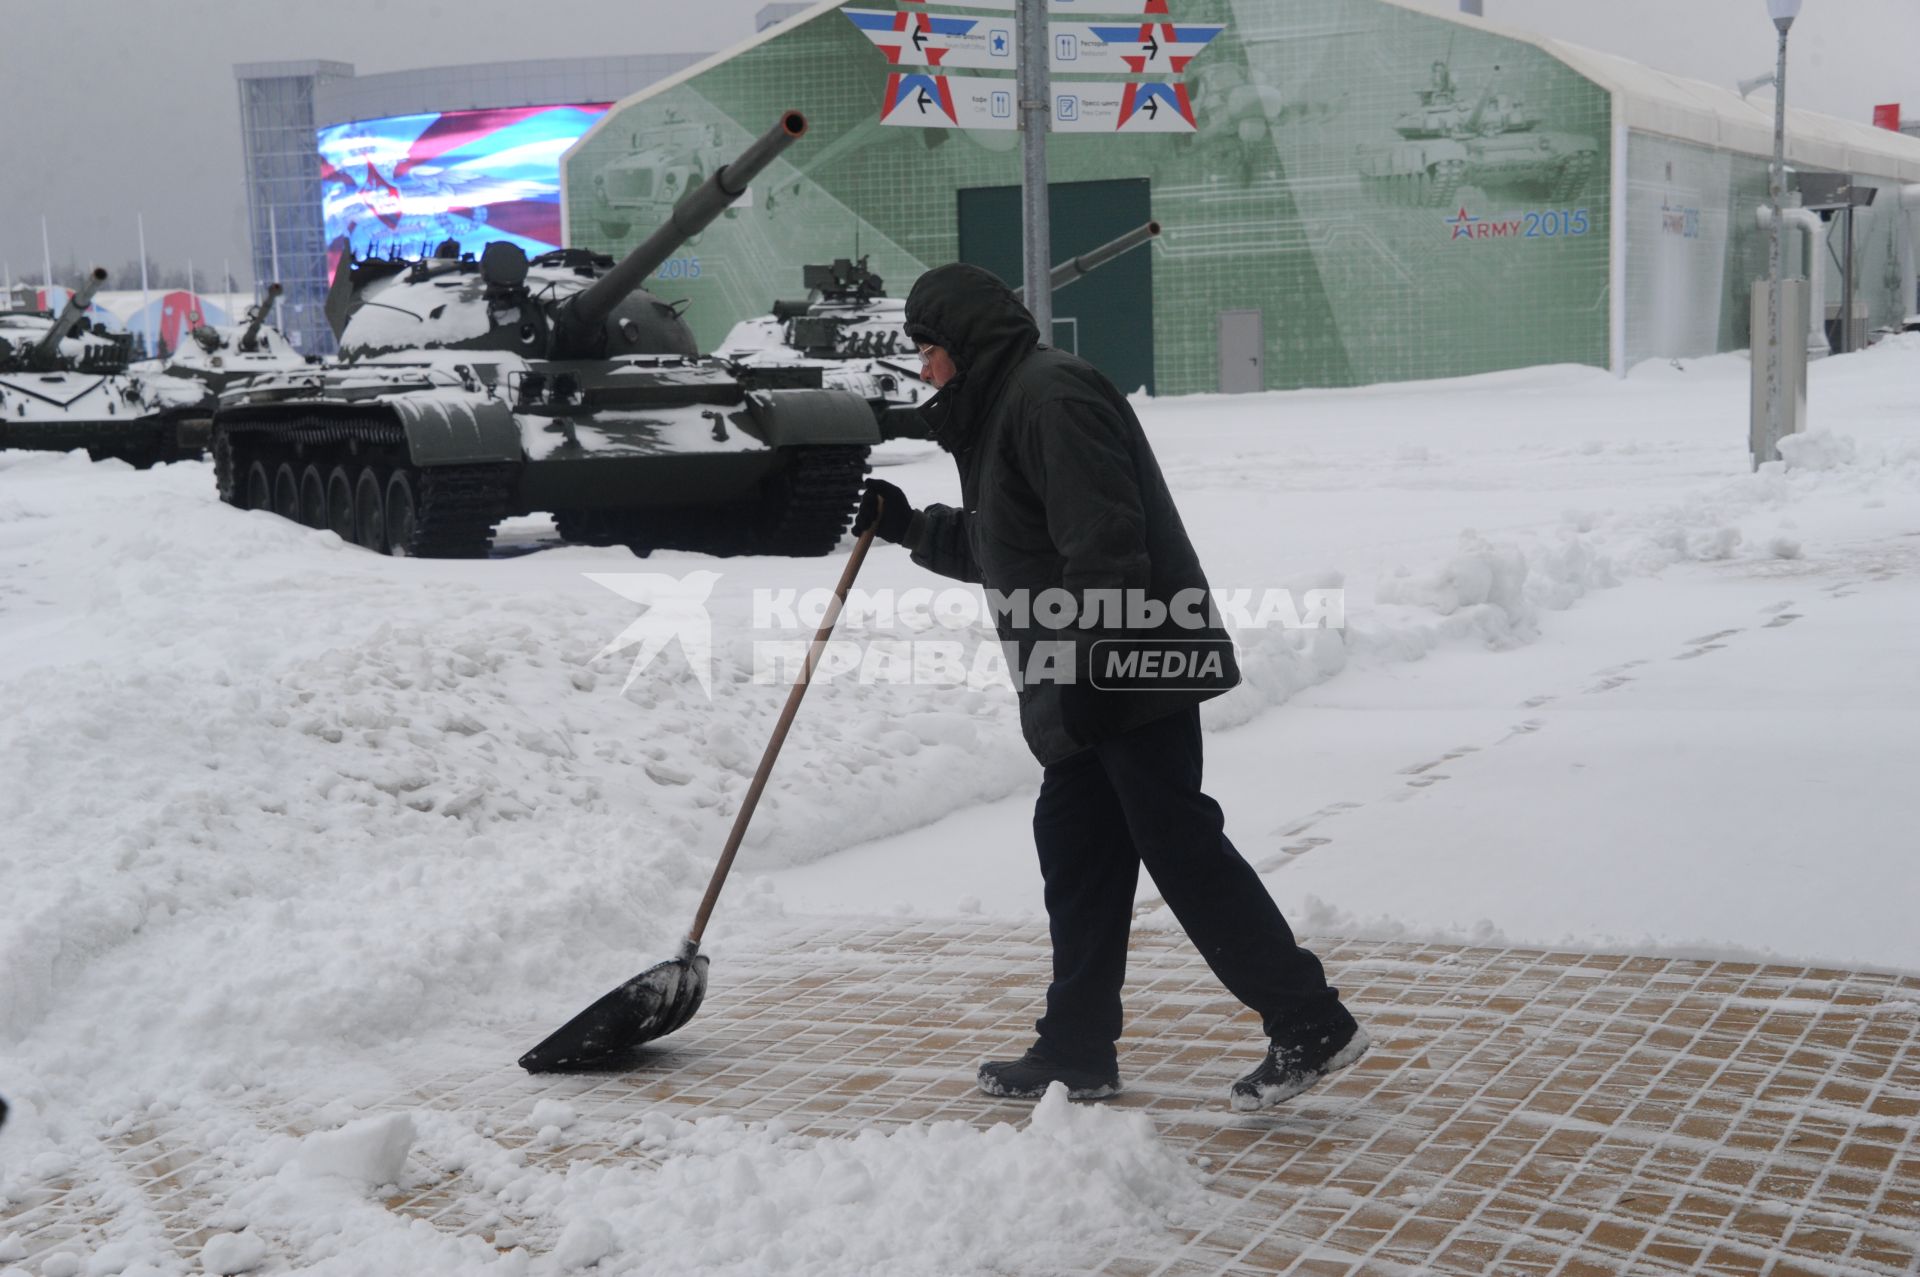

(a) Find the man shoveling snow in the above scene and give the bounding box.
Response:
[856,263,1369,1110]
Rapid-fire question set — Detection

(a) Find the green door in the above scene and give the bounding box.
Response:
[957,178,1155,395]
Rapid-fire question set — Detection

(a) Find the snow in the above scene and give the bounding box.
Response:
[2,332,1918,1272]
[449,1085,1202,1277]
[196,1233,266,1275]
[291,1113,417,1187]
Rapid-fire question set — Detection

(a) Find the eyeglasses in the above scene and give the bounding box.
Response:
[916,343,939,365]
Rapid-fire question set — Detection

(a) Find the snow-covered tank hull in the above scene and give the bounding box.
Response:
[215,354,873,557]
[0,270,213,467]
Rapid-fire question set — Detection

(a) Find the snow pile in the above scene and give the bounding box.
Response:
[1776,429,1858,472]
[471,1086,1201,1276]
[292,1113,418,1187]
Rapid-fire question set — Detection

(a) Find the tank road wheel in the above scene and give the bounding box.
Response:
[273,463,301,522]
[244,460,272,512]
[325,466,357,541]
[385,469,419,556]
[353,467,388,553]
[299,464,327,529]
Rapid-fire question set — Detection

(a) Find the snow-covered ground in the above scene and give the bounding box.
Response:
[2,338,1917,1273]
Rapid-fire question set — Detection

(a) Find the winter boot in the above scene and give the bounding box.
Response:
[977,1047,1120,1101]
[1229,1007,1370,1111]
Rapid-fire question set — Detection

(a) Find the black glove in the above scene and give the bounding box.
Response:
[854,478,914,543]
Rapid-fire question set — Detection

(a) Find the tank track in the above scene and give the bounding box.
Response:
[1547,149,1598,204]
[552,445,869,558]
[405,465,520,558]
[215,409,517,558]
[748,444,870,556]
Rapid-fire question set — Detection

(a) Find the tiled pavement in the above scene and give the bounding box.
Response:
[10,918,1920,1274]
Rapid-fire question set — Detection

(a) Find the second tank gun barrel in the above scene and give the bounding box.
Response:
[239,283,283,352]
[565,111,808,332]
[1016,221,1162,301]
[32,268,108,361]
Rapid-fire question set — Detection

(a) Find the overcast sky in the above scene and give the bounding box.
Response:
[1,0,1913,290]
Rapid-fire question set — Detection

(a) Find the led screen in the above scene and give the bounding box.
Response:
[317,103,610,274]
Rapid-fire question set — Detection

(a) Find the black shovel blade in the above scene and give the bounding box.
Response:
[519,950,710,1073]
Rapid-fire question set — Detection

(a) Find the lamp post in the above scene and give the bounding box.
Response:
[1761,0,1802,469]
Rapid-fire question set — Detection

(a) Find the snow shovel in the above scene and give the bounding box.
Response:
[519,510,882,1073]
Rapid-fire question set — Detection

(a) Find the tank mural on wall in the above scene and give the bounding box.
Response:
[563,0,1616,392]
[1358,56,1600,209]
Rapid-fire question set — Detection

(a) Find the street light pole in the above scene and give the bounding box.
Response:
[1017,0,1053,340]
[1761,0,1801,469]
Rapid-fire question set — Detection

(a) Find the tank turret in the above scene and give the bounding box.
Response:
[331,112,808,363]
[237,283,284,353]
[29,268,108,368]
[558,112,806,355]
[720,221,1163,444]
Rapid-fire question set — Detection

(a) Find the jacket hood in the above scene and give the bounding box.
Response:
[904,263,1040,451]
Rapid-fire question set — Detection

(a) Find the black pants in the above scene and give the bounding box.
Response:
[1032,705,1339,1071]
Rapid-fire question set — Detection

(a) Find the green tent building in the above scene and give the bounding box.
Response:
[561,0,1920,396]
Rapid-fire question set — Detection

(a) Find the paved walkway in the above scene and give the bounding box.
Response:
[12,919,1920,1274]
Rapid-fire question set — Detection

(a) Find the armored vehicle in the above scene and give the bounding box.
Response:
[211,111,878,559]
[0,268,209,466]
[163,284,313,396]
[718,220,1162,438]
[1359,61,1597,207]
[591,117,727,242]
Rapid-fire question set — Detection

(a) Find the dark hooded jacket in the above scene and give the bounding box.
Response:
[902,263,1240,765]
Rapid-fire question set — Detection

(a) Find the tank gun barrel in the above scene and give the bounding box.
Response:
[565,111,808,334]
[239,282,283,352]
[1016,221,1161,301]
[32,268,108,360]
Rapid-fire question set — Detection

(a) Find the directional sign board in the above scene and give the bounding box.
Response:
[845,9,1014,67]
[1054,22,1222,74]
[1052,80,1198,132]
[848,10,1221,74]
[881,72,1196,133]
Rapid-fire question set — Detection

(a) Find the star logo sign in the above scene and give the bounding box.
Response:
[1447,207,1479,239]
[992,31,1007,52]
[585,570,722,698]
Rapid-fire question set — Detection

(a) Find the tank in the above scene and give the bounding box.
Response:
[0,268,210,466]
[718,221,1163,440]
[1359,60,1598,208]
[164,284,313,396]
[211,111,879,559]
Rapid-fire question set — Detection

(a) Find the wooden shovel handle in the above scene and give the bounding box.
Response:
[686,509,882,946]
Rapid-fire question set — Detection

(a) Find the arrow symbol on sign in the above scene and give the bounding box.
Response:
[917,87,933,113]
[912,23,927,52]
[1144,96,1159,119]
[1144,32,1160,59]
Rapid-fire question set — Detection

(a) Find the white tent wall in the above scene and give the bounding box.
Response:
[1621,129,1916,368]
[1397,2,1920,371]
